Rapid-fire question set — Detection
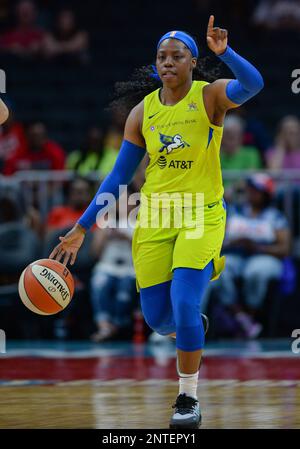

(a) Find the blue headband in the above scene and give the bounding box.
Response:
[157,30,199,58]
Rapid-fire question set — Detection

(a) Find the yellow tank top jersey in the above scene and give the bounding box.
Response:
[141,80,224,206]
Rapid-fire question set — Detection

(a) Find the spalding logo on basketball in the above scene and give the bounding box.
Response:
[18,258,75,315]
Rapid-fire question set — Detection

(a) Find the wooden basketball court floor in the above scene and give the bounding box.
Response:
[0,339,300,429]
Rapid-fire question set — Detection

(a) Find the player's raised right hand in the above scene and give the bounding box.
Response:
[49,223,86,266]
[206,15,228,56]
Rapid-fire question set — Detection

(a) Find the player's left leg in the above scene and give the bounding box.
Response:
[168,199,226,428]
[169,263,213,429]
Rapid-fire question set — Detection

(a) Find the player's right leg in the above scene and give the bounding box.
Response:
[132,214,177,336]
[140,280,176,336]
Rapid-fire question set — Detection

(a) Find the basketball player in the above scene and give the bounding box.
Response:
[50,16,264,428]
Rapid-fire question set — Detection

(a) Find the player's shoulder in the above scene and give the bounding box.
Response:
[203,78,230,94]
[124,101,146,146]
[126,100,144,128]
[127,92,157,127]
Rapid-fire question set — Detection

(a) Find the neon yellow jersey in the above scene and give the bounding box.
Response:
[141,80,224,206]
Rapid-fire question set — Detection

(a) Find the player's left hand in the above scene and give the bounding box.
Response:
[206,15,228,56]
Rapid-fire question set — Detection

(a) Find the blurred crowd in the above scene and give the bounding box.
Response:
[252,0,300,31]
[2,106,300,176]
[193,0,300,31]
[0,0,300,343]
[0,110,122,175]
[1,102,299,342]
[0,0,89,63]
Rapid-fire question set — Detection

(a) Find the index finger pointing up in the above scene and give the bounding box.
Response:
[207,15,214,33]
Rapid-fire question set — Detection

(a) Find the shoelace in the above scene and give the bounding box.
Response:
[172,394,198,415]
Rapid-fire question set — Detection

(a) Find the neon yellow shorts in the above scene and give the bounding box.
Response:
[132,198,226,291]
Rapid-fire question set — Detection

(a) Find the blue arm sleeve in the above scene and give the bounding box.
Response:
[217,46,264,104]
[78,140,146,230]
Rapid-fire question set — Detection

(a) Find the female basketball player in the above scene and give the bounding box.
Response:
[50,16,264,428]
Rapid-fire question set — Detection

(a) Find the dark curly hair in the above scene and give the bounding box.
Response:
[109,33,221,116]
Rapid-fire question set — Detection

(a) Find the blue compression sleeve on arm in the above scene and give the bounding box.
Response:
[77,140,146,230]
[217,46,264,104]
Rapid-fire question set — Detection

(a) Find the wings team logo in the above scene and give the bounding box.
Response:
[159,133,190,155]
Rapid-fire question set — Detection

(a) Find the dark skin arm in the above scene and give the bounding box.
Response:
[203,78,239,126]
[203,15,240,127]
[49,102,145,266]
[123,100,145,146]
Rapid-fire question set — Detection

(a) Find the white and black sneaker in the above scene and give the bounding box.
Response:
[169,393,201,429]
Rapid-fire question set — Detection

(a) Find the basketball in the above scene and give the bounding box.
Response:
[18,259,74,315]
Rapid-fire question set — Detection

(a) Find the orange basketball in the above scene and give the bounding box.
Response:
[18,259,75,315]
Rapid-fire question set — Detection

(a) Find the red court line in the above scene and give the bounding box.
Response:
[1,356,300,381]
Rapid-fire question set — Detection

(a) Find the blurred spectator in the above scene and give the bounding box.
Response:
[0,180,42,236]
[0,185,40,285]
[90,197,136,342]
[43,8,89,64]
[266,115,300,169]
[0,0,45,58]
[0,109,27,173]
[67,126,117,176]
[209,174,291,338]
[46,177,92,231]
[3,121,65,174]
[0,1,9,24]
[253,0,300,31]
[103,110,125,154]
[221,115,263,177]
[0,184,24,225]
[229,108,272,155]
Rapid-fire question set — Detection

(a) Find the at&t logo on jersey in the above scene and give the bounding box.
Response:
[156,155,193,170]
[157,156,167,169]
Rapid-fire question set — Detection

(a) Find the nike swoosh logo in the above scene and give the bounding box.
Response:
[208,202,218,208]
[148,112,160,119]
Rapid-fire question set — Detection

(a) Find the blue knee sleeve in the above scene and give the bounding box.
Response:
[171,262,213,351]
[140,281,175,335]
